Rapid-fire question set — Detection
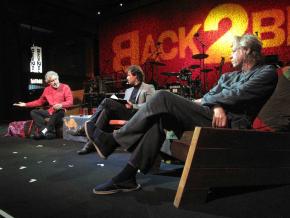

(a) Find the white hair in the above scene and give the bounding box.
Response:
[45,71,59,83]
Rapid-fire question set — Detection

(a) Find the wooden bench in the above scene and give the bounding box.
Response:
[170,127,290,208]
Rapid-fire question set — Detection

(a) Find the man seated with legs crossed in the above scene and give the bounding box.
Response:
[68,65,155,154]
[86,34,278,194]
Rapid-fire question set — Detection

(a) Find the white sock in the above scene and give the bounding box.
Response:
[41,128,48,135]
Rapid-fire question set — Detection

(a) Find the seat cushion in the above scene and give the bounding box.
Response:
[253,67,290,132]
[109,120,127,126]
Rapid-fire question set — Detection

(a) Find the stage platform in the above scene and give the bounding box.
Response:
[0,124,290,218]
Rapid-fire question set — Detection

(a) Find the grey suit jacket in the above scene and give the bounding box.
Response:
[124,82,155,109]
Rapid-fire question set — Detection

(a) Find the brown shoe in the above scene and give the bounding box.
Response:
[77,141,95,155]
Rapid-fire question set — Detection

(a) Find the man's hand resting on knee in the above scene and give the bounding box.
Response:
[212,106,227,128]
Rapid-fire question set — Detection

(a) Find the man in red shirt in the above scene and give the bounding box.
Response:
[14,71,73,139]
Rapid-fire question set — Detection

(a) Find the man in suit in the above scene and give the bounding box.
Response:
[86,34,278,195]
[70,65,155,154]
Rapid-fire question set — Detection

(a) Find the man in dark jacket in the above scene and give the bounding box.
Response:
[87,34,278,195]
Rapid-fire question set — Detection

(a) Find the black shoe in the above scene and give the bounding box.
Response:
[91,128,119,159]
[93,178,141,195]
[77,141,95,155]
[33,132,45,140]
[67,127,85,136]
[84,121,95,142]
[45,132,56,139]
[34,131,56,140]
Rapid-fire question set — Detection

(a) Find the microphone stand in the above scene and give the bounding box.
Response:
[194,36,208,94]
[147,43,162,89]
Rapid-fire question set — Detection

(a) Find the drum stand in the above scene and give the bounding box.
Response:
[143,43,165,89]
[193,34,209,95]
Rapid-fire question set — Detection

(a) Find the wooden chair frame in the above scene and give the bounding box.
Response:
[171,127,290,208]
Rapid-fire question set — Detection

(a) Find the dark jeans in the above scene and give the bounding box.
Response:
[89,98,137,132]
[113,90,214,173]
[30,109,65,133]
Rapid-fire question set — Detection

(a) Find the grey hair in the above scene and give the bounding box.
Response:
[233,34,263,64]
[45,71,59,83]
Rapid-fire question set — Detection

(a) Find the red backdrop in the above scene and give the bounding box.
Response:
[99,0,290,91]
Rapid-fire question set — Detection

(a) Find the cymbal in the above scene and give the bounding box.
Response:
[180,68,192,75]
[149,61,166,66]
[161,72,179,76]
[200,68,213,73]
[192,53,209,59]
[188,64,200,69]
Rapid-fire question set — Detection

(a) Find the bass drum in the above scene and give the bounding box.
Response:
[180,79,202,99]
[180,86,193,99]
[191,79,202,99]
[167,83,182,95]
[166,83,192,99]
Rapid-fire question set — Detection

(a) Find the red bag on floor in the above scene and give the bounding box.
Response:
[5,120,36,138]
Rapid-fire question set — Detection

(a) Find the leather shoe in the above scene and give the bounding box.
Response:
[33,131,56,140]
[84,121,95,142]
[66,127,85,136]
[77,141,95,155]
[45,132,56,139]
[91,128,119,159]
[93,178,141,195]
[33,132,45,140]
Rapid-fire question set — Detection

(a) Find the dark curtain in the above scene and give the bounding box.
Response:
[0,8,30,123]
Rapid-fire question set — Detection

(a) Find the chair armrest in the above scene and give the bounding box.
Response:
[109,120,127,126]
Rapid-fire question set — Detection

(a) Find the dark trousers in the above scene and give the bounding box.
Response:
[89,98,137,132]
[113,90,214,173]
[30,109,65,132]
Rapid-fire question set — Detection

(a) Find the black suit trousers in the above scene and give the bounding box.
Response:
[89,98,137,132]
[113,90,214,173]
[30,108,65,132]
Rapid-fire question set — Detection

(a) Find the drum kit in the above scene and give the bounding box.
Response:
[143,34,223,98]
[160,52,214,99]
[159,31,226,99]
